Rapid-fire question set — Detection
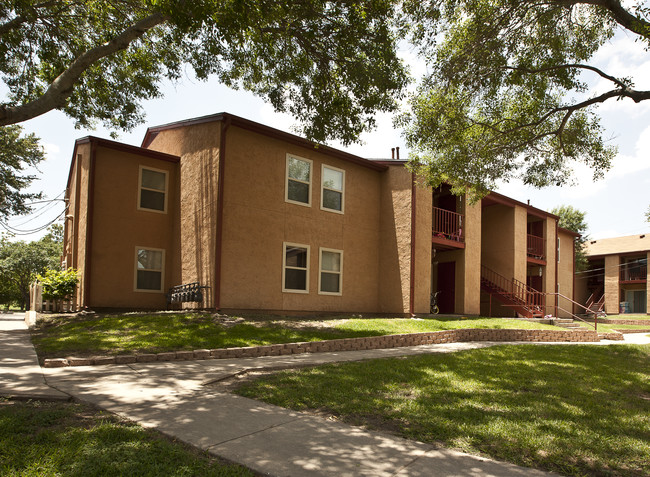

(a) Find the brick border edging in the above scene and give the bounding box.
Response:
[588,318,650,325]
[43,328,601,368]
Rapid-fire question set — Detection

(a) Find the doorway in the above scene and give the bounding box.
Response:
[437,261,456,314]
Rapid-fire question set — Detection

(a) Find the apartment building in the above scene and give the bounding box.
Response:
[62,112,576,316]
[577,234,649,315]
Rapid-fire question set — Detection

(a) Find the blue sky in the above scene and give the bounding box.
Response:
[6,30,650,242]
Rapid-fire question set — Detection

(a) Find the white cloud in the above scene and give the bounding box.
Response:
[43,143,60,160]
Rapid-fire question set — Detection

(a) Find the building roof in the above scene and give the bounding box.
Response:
[584,234,650,257]
[141,112,389,172]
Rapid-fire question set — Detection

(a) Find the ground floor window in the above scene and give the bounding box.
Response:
[283,243,310,293]
[135,247,164,292]
[319,248,343,295]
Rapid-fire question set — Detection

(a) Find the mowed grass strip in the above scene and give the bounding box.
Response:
[30,313,559,359]
[0,400,254,477]
[236,344,650,477]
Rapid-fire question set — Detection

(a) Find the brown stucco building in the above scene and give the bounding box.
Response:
[63,112,577,316]
[576,234,649,315]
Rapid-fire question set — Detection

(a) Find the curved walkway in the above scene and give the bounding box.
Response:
[2,313,648,476]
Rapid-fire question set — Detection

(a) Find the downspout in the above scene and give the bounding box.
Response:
[409,172,416,316]
[214,118,231,310]
[572,237,576,316]
[83,141,97,309]
[554,218,559,317]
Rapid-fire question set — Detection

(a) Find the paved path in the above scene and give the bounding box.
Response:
[0,312,69,401]
[3,314,649,476]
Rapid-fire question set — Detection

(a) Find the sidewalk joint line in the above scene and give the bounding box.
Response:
[207,416,304,449]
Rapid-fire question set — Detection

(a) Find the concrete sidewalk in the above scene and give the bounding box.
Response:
[0,312,69,401]
[3,313,648,476]
[42,341,562,477]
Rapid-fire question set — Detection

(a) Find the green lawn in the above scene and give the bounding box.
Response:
[596,323,650,333]
[604,314,650,320]
[30,313,559,359]
[0,400,253,477]
[236,344,650,477]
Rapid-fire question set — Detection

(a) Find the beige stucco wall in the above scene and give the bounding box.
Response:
[217,125,383,313]
[542,217,557,315]
[87,146,178,308]
[604,255,619,314]
[64,143,91,311]
[513,207,528,285]
[413,180,432,314]
[379,166,413,313]
[481,204,515,279]
[147,123,221,308]
[462,198,482,314]
[556,229,575,318]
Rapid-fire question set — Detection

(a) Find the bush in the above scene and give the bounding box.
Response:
[38,268,78,302]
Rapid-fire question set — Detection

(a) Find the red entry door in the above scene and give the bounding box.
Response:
[437,261,456,314]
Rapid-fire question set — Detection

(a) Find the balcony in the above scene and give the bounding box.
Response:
[527,234,546,264]
[432,207,464,249]
[620,264,647,283]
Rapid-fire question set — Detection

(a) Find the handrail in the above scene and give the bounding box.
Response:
[432,207,464,243]
[481,265,545,311]
[550,292,598,331]
[527,234,545,260]
[620,264,647,281]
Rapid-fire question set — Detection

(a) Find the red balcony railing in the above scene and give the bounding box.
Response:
[620,264,647,282]
[527,234,545,260]
[432,207,464,243]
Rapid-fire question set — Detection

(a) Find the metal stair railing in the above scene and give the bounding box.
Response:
[550,293,598,331]
[481,265,545,315]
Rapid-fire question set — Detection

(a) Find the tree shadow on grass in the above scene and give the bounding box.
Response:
[236,344,650,477]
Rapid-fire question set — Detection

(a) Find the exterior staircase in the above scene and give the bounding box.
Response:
[480,265,545,318]
[585,287,605,315]
[553,318,586,330]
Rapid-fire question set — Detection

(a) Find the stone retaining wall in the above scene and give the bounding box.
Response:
[590,318,650,325]
[43,328,601,368]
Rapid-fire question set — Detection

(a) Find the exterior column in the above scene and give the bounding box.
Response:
[604,255,619,314]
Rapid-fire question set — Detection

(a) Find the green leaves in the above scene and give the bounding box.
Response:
[38,268,78,302]
[0,0,407,144]
[0,125,44,219]
[400,0,635,196]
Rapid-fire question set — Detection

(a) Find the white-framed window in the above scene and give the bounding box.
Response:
[319,247,343,295]
[282,242,310,293]
[320,165,345,213]
[138,166,168,213]
[285,154,312,206]
[134,247,165,292]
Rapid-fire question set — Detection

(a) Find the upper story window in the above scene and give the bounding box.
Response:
[135,247,164,292]
[286,155,312,206]
[138,166,167,213]
[321,165,345,213]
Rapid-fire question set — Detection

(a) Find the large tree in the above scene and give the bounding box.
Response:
[0,229,61,310]
[0,124,45,219]
[0,0,406,144]
[551,205,589,272]
[400,0,649,197]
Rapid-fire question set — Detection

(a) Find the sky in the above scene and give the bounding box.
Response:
[5,28,650,243]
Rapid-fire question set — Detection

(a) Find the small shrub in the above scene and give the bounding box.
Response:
[38,268,78,303]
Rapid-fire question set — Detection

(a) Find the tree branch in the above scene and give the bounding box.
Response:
[0,12,168,126]
[504,63,629,89]
[554,0,650,40]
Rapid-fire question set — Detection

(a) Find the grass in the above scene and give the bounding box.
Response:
[30,312,560,359]
[603,314,650,321]
[235,344,650,477]
[0,399,254,477]
[596,323,650,333]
